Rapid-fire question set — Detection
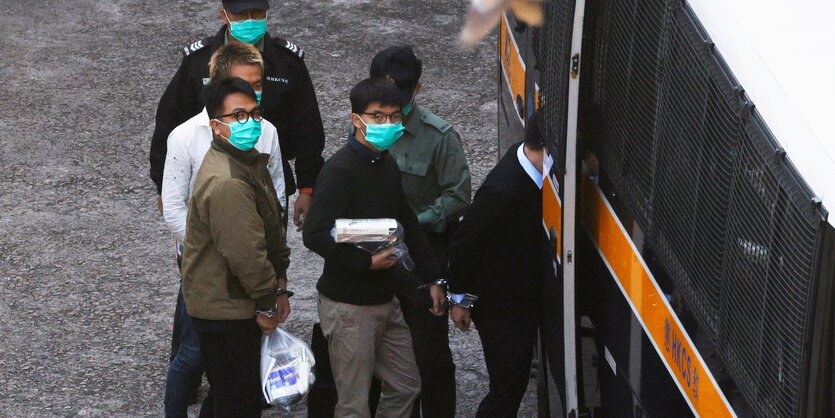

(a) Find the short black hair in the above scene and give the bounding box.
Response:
[369,46,422,105]
[370,46,422,90]
[204,77,257,119]
[524,108,545,151]
[350,77,403,114]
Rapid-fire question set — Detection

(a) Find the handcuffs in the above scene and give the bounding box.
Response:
[419,278,479,310]
[255,288,295,317]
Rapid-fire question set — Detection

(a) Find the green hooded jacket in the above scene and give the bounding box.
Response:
[182,139,289,320]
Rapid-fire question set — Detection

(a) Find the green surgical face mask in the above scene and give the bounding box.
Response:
[255,90,262,105]
[225,11,268,44]
[214,118,262,151]
[357,116,404,151]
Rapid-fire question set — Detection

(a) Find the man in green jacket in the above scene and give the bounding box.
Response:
[181,76,291,417]
[370,46,472,418]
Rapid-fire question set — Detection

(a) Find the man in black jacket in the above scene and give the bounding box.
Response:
[447,110,553,417]
[150,0,324,229]
[303,77,446,417]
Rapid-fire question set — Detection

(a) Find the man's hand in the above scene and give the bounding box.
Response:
[451,305,472,331]
[293,193,313,231]
[429,284,446,316]
[256,314,279,335]
[370,248,399,270]
[156,195,163,214]
[276,294,291,323]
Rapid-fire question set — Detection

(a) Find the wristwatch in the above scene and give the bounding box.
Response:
[277,288,294,298]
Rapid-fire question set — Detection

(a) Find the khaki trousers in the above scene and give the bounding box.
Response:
[318,293,420,418]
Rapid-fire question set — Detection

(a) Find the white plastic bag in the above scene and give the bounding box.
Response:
[260,328,316,410]
[330,218,415,270]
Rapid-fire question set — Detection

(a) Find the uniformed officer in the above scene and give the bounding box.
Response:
[370,45,472,418]
[149,0,324,230]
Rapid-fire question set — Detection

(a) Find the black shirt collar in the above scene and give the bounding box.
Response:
[348,131,384,164]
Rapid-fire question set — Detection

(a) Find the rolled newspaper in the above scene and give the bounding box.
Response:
[331,218,415,271]
[333,218,399,243]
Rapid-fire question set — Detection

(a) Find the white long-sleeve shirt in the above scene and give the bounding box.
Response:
[161,108,285,243]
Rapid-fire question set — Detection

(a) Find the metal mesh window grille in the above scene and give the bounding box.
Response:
[573,0,828,415]
[595,0,667,228]
[539,0,575,172]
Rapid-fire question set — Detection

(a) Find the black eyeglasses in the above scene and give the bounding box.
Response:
[216,108,264,124]
[362,111,403,124]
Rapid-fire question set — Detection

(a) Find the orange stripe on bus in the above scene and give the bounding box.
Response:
[580,176,735,417]
[543,174,562,257]
[499,14,526,121]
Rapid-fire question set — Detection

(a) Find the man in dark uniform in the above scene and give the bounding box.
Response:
[150,0,324,230]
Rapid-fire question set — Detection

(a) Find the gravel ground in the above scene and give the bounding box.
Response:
[0,0,537,416]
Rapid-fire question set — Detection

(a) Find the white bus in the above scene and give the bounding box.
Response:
[496,0,835,416]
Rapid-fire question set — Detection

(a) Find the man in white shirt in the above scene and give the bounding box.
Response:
[161,104,284,241]
[160,42,284,418]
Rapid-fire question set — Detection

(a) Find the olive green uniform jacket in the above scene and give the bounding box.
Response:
[182,139,289,320]
[388,104,472,233]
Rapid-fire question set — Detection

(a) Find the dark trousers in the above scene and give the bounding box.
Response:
[194,319,263,418]
[473,309,540,418]
[395,226,457,418]
[398,290,456,418]
[171,296,183,360]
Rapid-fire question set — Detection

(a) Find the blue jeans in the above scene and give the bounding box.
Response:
[164,290,204,418]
